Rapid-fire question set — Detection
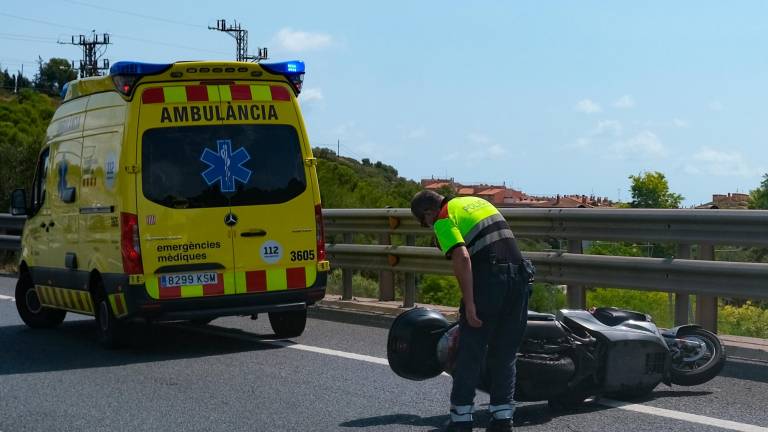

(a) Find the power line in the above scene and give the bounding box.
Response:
[111,34,230,56]
[0,35,58,44]
[62,0,206,29]
[0,32,58,42]
[2,13,231,58]
[0,12,89,32]
[208,19,268,62]
[59,32,111,77]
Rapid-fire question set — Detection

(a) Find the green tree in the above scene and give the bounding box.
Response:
[628,171,683,209]
[748,174,768,209]
[0,90,56,210]
[34,57,77,96]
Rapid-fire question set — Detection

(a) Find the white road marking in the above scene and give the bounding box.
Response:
[186,323,767,432]
[268,339,390,366]
[599,399,768,432]
[0,294,15,302]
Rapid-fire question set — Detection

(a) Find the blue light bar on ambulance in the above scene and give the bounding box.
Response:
[109,61,172,76]
[261,60,305,94]
[109,61,172,97]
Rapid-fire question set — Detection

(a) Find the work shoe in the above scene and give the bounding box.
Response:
[487,418,512,432]
[445,420,474,432]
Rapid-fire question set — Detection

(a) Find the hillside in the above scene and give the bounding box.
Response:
[313,147,421,209]
[0,90,58,210]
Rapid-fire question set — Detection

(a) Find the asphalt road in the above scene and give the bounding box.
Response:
[1,276,767,432]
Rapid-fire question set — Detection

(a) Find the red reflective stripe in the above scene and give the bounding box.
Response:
[203,275,225,296]
[270,85,291,101]
[159,286,181,299]
[230,85,252,100]
[246,271,267,292]
[286,267,306,289]
[142,87,164,104]
[186,85,208,102]
[115,294,126,315]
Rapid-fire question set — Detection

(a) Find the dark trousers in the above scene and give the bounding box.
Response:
[450,260,531,406]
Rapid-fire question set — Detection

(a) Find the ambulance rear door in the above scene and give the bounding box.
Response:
[136,83,236,300]
[222,83,319,294]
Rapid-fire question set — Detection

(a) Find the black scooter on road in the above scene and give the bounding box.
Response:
[387,306,726,408]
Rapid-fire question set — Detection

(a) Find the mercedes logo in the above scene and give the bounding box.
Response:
[224,212,238,226]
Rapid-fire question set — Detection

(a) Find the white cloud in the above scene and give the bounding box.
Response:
[613,131,666,159]
[593,120,623,136]
[467,133,491,145]
[571,137,591,149]
[708,101,724,111]
[613,95,635,109]
[275,28,332,52]
[488,144,507,157]
[299,88,323,102]
[405,127,426,140]
[684,147,761,177]
[575,99,602,114]
[672,118,689,128]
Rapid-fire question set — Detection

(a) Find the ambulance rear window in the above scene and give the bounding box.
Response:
[141,124,306,208]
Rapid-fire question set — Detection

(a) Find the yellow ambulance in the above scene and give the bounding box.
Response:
[10,60,330,347]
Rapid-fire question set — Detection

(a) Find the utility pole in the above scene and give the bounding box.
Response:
[208,19,268,62]
[59,31,111,78]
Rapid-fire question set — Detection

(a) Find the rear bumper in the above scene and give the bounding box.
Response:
[123,271,327,322]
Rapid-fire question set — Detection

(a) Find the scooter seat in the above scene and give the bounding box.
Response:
[527,311,556,321]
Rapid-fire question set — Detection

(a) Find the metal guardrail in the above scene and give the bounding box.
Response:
[326,245,768,300]
[3,209,768,331]
[323,208,768,246]
[323,208,768,332]
[0,214,25,252]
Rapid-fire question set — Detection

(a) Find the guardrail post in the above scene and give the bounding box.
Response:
[341,233,353,300]
[379,233,395,301]
[696,243,718,332]
[403,235,416,308]
[566,239,587,309]
[674,244,692,326]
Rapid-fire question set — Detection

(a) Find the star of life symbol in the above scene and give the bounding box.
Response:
[200,139,252,193]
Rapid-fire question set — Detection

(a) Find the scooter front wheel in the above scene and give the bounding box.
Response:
[669,327,726,386]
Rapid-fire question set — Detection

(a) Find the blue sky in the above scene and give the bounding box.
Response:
[2,1,766,206]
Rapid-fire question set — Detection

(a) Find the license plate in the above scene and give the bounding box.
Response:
[160,272,218,287]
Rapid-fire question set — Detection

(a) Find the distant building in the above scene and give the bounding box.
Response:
[695,193,750,209]
[420,178,614,208]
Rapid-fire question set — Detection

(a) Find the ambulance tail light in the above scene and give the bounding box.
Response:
[110,61,172,96]
[261,61,305,95]
[315,204,326,262]
[121,212,144,274]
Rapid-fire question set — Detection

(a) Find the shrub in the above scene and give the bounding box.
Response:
[529,284,567,314]
[326,269,380,299]
[418,274,461,307]
[587,288,673,327]
[718,302,768,339]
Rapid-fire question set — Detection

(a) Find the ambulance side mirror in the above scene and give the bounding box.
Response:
[10,189,28,216]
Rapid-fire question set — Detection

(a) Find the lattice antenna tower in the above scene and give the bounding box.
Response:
[208,19,268,62]
[58,31,111,78]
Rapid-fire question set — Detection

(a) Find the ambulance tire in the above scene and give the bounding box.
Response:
[92,282,126,349]
[15,273,66,329]
[268,309,307,339]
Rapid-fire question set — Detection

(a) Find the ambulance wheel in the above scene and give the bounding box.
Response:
[15,273,66,329]
[268,309,307,339]
[92,284,126,349]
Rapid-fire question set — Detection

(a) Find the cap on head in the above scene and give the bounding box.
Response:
[410,190,444,222]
